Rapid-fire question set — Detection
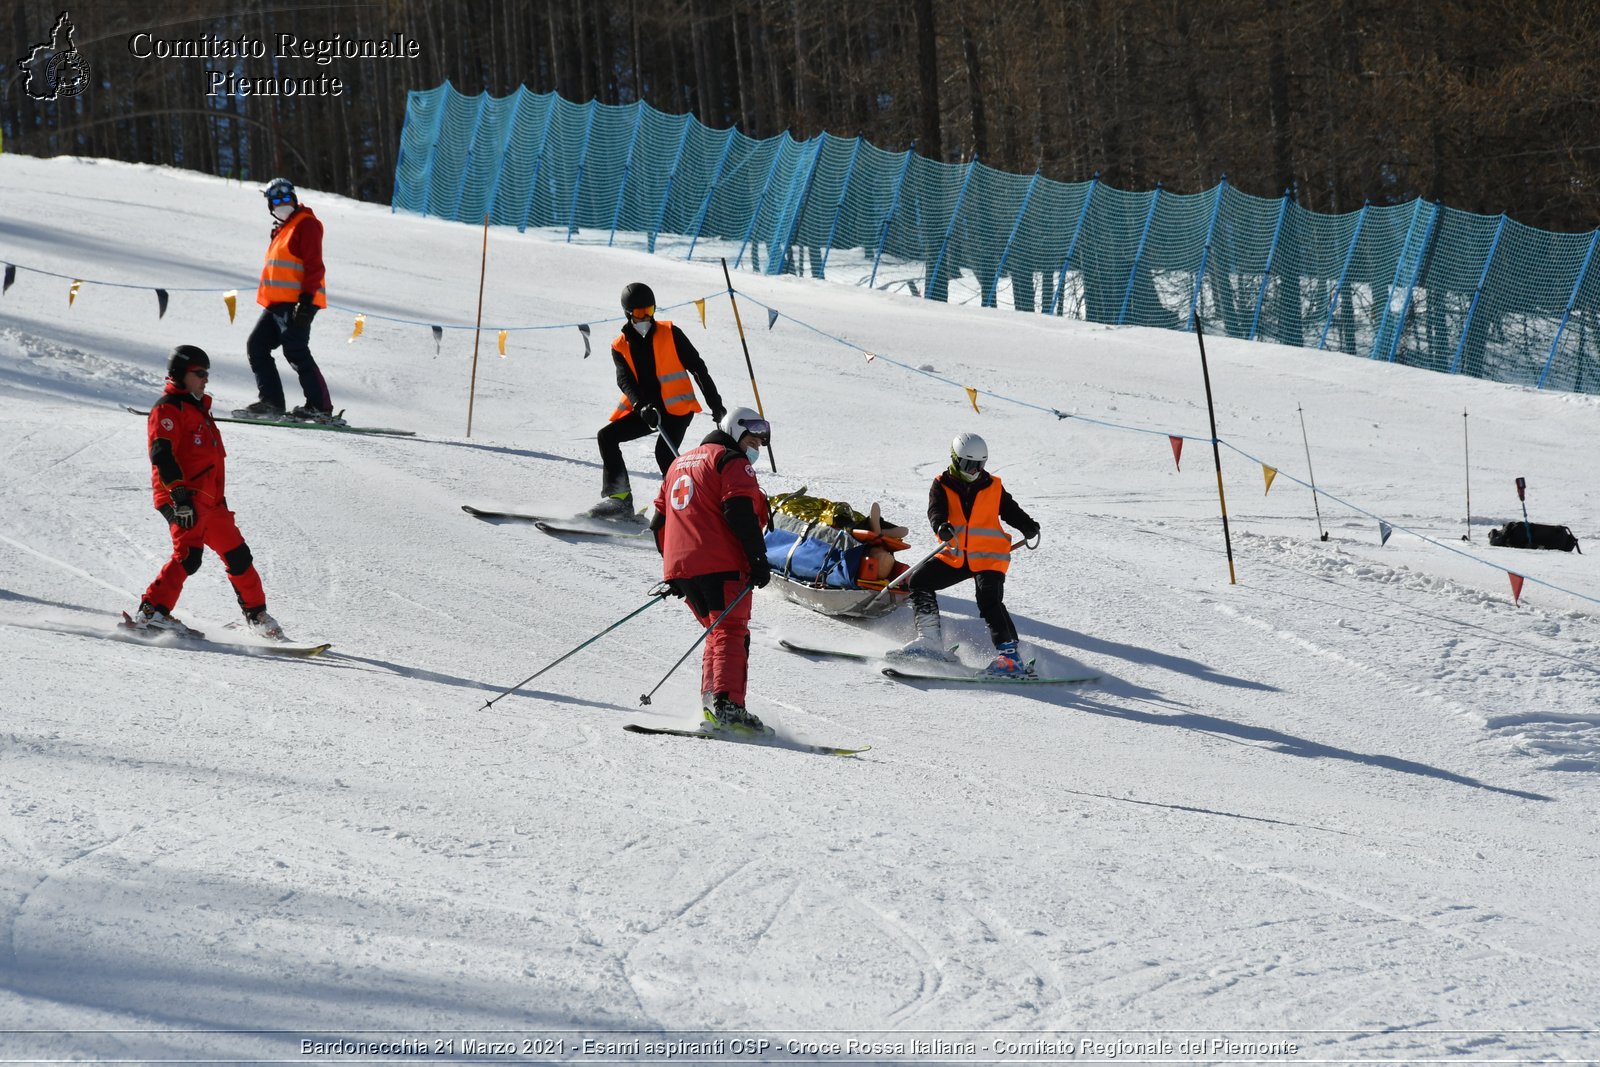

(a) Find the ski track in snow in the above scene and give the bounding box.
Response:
[3,155,1600,1059]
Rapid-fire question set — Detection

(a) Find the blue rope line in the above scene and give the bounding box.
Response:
[1218,439,1600,608]
[733,288,1599,608]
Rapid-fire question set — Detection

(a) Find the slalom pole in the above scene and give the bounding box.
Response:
[1462,408,1472,541]
[639,583,754,706]
[1297,403,1329,541]
[481,589,669,710]
[466,212,490,438]
[1195,319,1238,584]
[719,257,777,473]
[1516,476,1534,546]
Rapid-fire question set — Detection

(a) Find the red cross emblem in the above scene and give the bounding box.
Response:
[669,473,694,510]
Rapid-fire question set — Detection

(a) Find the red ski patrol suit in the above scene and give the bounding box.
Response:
[143,381,266,614]
[651,432,771,706]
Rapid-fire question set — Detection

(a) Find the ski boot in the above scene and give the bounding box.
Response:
[123,601,200,638]
[703,693,768,736]
[243,607,287,641]
[984,640,1035,678]
[586,491,641,523]
[289,405,346,426]
[235,400,285,419]
[885,594,957,664]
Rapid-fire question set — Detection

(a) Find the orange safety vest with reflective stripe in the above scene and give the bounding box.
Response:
[609,321,703,422]
[937,477,1012,573]
[256,209,328,309]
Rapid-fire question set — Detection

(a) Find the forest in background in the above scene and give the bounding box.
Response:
[5,0,1598,232]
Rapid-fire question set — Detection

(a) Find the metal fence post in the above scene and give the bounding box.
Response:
[518,93,559,234]
[1247,189,1291,341]
[735,132,791,269]
[819,136,864,278]
[990,170,1041,309]
[1385,201,1442,362]
[1117,185,1162,325]
[686,128,737,261]
[648,113,694,254]
[869,148,916,289]
[1449,214,1507,374]
[1048,176,1098,317]
[1188,177,1228,330]
[1317,201,1369,351]
[608,102,648,246]
[778,133,829,276]
[1537,229,1600,388]
[926,157,979,301]
[564,98,600,242]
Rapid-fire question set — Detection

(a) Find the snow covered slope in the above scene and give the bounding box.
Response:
[3,155,1599,1062]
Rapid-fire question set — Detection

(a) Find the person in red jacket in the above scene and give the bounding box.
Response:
[241,177,334,421]
[127,345,285,640]
[650,407,772,732]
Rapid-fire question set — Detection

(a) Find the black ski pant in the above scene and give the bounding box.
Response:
[909,559,1018,647]
[247,303,332,412]
[596,409,694,497]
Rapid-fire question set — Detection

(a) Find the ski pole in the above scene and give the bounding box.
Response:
[639,583,753,706]
[1297,403,1329,541]
[1516,476,1534,546]
[482,588,670,710]
[860,537,953,612]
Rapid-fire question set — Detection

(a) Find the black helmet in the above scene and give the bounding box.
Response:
[620,281,656,314]
[167,344,210,381]
[262,177,297,204]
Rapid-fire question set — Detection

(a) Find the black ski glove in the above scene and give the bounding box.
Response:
[935,521,956,542]
[748,554,772,589]
[710,402,727,423]
[292,295,317,328]
[169,486,196,529]
[1019,520,1040,540]
[637,403,660,430]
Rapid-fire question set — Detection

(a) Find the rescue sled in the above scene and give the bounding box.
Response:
[763,493,914,620]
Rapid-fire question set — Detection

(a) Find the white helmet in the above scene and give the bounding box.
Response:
[950,432,988,481]
[719,406,771,445]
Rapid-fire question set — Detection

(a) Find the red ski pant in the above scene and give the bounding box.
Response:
[143,504,265,615]
[680,575,753,706]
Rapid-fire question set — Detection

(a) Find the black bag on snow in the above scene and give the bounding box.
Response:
[1488,521,1581,552]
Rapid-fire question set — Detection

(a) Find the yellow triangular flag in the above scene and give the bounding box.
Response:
[348,313,365,343]
[1263,465,1278,494]
[965,386,980,413]
[68,279,81,306]
[694,298,706,327]
[224,290,238,324]
[497,329,507,356]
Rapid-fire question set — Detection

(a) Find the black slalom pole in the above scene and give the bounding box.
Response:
[1462,408,1472,541]
[720,257,777,473]
[1195,318,1238,584]
[1297,403,1329,542]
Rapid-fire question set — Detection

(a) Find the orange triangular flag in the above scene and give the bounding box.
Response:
[1263,465,1277,494]
[694,298,706,327]
[965,387,980,413]
[497,330,507,356]
[1509,573,1524,604]
[224,290,238,323]
[348,313,365,343]
[1169,435,1184,471]
[68,279,81,306]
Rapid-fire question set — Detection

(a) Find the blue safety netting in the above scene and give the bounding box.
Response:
[394,84,1600,394]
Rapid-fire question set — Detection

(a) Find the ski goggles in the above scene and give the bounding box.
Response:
[732,416,771,445]
[626,304,656,321]
[186,367,210,378]
[268,194,295,206]
[952,454,984,476]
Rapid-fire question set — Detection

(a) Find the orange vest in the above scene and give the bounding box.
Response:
[937,477,1012,573]
[257,209,328,309]
[609,320,702,422]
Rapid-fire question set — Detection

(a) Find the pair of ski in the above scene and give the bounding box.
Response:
[125,406,414,438]
[623,722,868,757]
[461,505,648,539]
[778,638,1100,686]
[115,612,331,657]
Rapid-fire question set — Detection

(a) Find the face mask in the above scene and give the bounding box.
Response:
[744,446,760,464]
[270,202,295,222]
[630,318,652,337]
